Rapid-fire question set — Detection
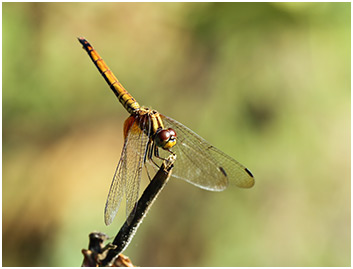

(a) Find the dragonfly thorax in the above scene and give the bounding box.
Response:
[132,107,177,150]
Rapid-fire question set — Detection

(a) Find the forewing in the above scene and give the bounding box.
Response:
[123,117,150,221]
[160,114,254,190]
[104,135,128,226]
[104,117,150,225]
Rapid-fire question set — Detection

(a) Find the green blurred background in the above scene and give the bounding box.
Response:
[3,2,350,266]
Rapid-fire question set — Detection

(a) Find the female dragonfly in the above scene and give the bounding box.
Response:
[78,37,255,226]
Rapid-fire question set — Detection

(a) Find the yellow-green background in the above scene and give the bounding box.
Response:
[3,2,350,266]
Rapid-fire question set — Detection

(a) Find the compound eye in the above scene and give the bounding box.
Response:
[155,129,171,147]
[167,128,177,138]
[155,128,177,149]
[158,129,170,142]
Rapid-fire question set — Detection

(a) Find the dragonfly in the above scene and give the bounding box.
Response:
[78,37,255,226]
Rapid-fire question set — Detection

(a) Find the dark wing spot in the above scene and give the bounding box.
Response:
[219,166,227,177]
[245,168,254,178]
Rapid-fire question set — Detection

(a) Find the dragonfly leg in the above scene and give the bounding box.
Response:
[153,145,176,161]
[146,143,176,180]
[144,163,153,181]
[149,144,162,167]
[145,142,161,181]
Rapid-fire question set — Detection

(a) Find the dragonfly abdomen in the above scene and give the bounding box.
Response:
[109,80,140,114]
[78,37,140,114]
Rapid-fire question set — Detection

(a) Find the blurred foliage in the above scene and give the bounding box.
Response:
[3,2,350,266]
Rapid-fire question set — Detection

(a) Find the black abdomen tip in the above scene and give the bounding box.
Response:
[77,37,88,46]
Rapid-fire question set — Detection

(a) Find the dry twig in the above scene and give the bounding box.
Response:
[81,155,176,267]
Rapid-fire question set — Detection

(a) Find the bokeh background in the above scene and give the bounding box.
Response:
[3,2,350,266]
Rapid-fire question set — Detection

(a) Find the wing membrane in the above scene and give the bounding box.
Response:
[104,117,150,225]
[160,114,254,190]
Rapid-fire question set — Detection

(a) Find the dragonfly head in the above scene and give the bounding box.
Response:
[154,128,177,149]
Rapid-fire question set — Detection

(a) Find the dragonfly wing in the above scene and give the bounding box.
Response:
[124,117,151,222]
[104,136,128,226]
[160,114,255,191]
[104,116,150,225]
